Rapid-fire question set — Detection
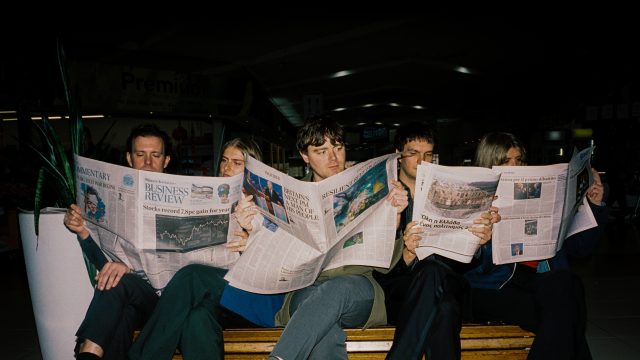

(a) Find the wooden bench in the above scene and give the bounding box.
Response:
[155,324,534,359]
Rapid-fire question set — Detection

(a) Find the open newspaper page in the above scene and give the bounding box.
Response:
[491,164,568,264]
[225,154,399,293]
[491,147,595,265]
[566,197,597,238]
[556,147,594,249]
[74,155,242,290]
[322,202,398,271]
[412,163,500,263]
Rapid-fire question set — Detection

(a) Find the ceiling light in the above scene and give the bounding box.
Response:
[357,122,367,126]
[330,70,353,79]
[332,107,347,112]
[413,105,424,109]
[393,123,401,126]
[362,103,375,108]
[389,103,400,107]
[374,122,383,125]
[454,66,471,74]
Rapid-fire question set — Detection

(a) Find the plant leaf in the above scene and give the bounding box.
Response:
[81,252,97,287]
[34,168,45,240]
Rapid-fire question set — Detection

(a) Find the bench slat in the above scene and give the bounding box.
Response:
[137,324,533,360]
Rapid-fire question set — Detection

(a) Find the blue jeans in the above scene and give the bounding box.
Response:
[270,274,374,360]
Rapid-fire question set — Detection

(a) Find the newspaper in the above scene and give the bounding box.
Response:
[224,154,400,293]
[411,162,501,263]
[491,147,595,265]
[74,155,243,290]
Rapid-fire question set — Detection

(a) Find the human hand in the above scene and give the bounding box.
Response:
[64,204,90,240]
[469,211,494,245]
[587,169,604,206]
[386,180,409,214]
[96,262,130,291]
[489,206,501,224]
[402,221,424,264]
[226,229,249,253]
[235,195,258,232]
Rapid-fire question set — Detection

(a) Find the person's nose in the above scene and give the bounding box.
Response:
[328,148,338,162]
[144,154,152,165]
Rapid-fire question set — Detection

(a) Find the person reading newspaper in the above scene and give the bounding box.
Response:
[373,123,498,360]
[129,138,282,360]
[63,124,171,360]
[464,132,608,360]
[233,117,408,360]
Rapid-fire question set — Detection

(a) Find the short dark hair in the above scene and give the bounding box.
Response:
[393,122,435,151]
[296,116,344,152]
[126,124,172,157]
[474,132,527,168]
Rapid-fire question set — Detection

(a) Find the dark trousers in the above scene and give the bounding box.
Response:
[128,264,231,360]
[471,267,591,360]
[76,273,158,360]
[386,257,467,360]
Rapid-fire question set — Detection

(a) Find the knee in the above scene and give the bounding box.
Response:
[172,264,209,281]
[168,264,216,287]
[165,264,228,296]
[320,275,372,297]
[98,273,138,299]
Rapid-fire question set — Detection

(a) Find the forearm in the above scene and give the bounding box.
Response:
[77,234,109,269]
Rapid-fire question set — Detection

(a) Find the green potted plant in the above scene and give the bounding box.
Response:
[18,39,96,360]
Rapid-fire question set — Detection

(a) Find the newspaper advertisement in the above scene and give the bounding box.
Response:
[412,162,501,263]
[224,154,399,293]
[491,147,594,265]
[74,155,243,290]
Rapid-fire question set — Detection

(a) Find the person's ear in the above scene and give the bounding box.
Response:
[164,155,171,169]
[126,152,133,167]
[300,150,309,164]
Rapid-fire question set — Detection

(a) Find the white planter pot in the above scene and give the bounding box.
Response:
[20,212,94,360]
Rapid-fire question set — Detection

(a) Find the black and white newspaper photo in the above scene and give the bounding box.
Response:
[412,162,500,263]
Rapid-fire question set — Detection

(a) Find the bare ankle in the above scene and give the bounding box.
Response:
[79,339,104,357]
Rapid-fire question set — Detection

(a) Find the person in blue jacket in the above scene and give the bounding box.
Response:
[129,137,284,360]
[465,132,608,360]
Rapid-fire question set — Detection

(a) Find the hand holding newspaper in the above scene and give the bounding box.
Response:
[412,162,501,263]
[491,147,597,264]
[74,155,243,290]
[224,153,400,293]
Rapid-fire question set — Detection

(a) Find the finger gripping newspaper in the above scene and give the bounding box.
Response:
[74,155,243,290]
[412,162,501,263]
[224,153,400,294]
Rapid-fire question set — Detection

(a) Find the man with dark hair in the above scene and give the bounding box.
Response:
[63,124,171,360]
[266,116,409,360]
[125,123,173,163]
[374,122,496,360]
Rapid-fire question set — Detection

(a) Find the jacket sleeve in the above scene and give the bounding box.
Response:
[563,201,609,258]
[77,234,109,270]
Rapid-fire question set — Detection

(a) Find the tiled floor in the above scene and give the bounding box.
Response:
[576,215,640,360]
[3,210,640,359]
